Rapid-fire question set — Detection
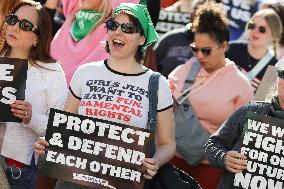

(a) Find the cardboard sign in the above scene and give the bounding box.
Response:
[155,10,191,36]
[0,57,28,122]
[38,109,154,189]
[254,66,278,101]
[234,112,284,189]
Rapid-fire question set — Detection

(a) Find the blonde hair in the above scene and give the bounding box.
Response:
[78,0,112,32]
[249,9,283,57]
[96,0,112,29]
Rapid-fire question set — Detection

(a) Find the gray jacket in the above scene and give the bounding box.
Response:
[205,101,274,189]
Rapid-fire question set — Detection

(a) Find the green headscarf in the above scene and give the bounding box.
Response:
[112,3,159,50]
[70,10,102,41]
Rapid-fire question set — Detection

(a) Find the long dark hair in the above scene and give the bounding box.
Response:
[0,0,55,67]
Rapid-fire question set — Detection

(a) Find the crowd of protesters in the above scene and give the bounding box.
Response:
[1,0,284,189]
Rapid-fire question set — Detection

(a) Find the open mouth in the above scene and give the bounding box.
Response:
[112,39,125,49]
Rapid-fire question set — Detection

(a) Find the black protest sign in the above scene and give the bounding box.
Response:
[234,111,284,189]
[38,109,154,189]
[155,10,191,36]
[0,57,28,122]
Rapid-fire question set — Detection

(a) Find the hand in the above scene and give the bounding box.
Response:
[10,100,32,125]
[168,78,177,92]
[225,151,247,173]
[33,137,49,155]
[142,158,159,180]
[251,77,261,92]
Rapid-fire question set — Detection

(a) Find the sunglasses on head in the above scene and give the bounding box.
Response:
[248,22,266,34]
[278,70,284,79]
[105,19,139,34]
[5,14,37,32]
[189,44,220,56]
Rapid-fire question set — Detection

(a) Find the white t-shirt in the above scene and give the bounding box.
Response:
[69,60,173,129]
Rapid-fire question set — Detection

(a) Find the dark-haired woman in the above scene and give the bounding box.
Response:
[0,1,67,188]
[168,1,253,189]
[34,3,175,189]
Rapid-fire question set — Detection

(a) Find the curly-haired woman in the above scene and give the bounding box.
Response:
[168,1,253,189]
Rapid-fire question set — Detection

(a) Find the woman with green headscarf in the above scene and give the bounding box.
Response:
[47,0,139,84]
[34,3,176,189]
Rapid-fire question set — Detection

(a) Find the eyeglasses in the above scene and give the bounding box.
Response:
[189,44,220,56]
[248,22,266,34]
[5,14,37,32]
[105,19,139,34]
[278,70,284,79]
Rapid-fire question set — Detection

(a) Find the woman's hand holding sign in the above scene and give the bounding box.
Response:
[142,158,159,180]
[225,151,247,173]
[10,100,32,124]
[34,137,49,155]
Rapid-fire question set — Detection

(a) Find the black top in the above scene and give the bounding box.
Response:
[225,42,278,79]
[44,7,65,37]
[146,0,161,26]
[153,26,194,77]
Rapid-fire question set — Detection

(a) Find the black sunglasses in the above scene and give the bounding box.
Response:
[278,70,284,79]
[248,22,266,34]
[189,44,220,56]
[105,19,139,34]
[5,14,37,32]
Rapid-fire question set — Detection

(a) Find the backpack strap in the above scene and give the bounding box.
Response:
[183,59,201,90]
[175,59,201,104]
[148,71,161,156]
[246,51,274,81]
